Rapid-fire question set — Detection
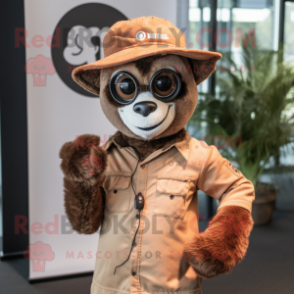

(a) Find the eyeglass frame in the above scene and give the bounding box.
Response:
[109,68,182,105]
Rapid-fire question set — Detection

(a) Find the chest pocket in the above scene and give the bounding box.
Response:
[103,174,131,213]
[154,176,191,219]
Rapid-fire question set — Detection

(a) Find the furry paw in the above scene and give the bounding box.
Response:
[59,134,107,183]
[184,206,253,279]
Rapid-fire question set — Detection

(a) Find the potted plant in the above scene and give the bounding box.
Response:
[188,44,294,224]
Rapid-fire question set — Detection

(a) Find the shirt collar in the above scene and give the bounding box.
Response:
[104,131,191,164]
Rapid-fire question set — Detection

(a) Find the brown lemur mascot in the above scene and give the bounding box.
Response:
[59,16,254,294]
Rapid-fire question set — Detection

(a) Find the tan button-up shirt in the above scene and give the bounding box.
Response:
[91,133,254,294]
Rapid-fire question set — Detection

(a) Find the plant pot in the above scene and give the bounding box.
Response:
[252,182,277,225]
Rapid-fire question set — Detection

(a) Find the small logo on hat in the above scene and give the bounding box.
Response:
[136,31,146,41]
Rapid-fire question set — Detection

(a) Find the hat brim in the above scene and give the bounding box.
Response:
[72,44,222,96]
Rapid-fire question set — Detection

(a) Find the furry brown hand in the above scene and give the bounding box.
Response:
[59,134,107,234]
[59,134,107,183]
[184,206,253,279]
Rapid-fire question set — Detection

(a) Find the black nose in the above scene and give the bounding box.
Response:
[133,101,157,117]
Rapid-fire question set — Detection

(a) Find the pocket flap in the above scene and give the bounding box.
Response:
[104,175,131,191]
[157,176,190,196]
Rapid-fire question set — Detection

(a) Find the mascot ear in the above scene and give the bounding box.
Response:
[187,57,219,85]
[72,68,100,96]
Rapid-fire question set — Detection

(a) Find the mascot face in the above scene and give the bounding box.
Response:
[99,55,198,140]
[117,91,176,140]
[73,17,220,141]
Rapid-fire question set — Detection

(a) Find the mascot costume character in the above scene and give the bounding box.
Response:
[60,16,255,294]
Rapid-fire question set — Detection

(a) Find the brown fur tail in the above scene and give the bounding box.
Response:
[184,206,254,279]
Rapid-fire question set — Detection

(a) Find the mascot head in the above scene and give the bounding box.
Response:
[72,16,221,140]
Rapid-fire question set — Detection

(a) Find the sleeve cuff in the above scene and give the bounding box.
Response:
[218,200,252,213]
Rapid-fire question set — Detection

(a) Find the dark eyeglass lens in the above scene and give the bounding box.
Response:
[153,72,176,97]
[156,76,172,92]
[115,75,136,100]
[119,78,135,95]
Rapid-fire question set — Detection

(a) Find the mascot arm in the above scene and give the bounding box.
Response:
[184,145,255,279]
[59,134,107,234]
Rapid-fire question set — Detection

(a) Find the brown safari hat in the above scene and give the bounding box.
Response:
[72,16,222,95]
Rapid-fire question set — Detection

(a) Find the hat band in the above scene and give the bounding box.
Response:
[105,42,184,59]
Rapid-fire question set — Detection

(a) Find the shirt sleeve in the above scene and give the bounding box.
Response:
[196,145,255,213]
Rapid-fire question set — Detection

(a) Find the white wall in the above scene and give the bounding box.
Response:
[24,0,177,280]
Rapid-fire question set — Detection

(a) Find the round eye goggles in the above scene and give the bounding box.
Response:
[109,69,182,105]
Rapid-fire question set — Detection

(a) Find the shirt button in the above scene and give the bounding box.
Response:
[170,195,174,200]
[133,242,137,247]
[136,214,140,219]
[113,190,117,194]
[132,271,136,276]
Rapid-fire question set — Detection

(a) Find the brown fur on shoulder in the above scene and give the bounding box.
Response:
[184,206,254,279]
[110,129,187,161]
